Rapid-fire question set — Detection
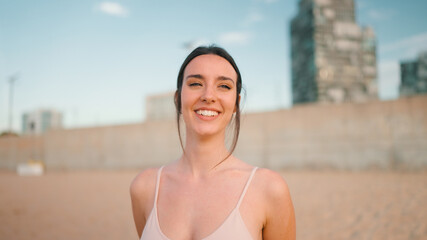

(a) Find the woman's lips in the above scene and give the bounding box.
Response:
[194,109,220,120]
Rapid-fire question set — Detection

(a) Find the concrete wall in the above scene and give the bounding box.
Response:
[0,135,44,170]
[1,95,426,171]
[237,95,427,170]
[43,121,181,170]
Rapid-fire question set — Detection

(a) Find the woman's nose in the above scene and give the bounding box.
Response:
[201,85,216,103]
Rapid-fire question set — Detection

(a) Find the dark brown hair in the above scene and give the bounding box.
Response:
[174,45,242,167]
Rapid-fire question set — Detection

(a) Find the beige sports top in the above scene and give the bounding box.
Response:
[140,166,258,240]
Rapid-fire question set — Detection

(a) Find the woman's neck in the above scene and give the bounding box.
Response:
[179,131,231,177]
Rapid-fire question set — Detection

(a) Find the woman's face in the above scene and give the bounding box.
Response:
[181,54,238,138]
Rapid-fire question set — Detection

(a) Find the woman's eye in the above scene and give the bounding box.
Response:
[189,82,202,87]
[220,84,231,90]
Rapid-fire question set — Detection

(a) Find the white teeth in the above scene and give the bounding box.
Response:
[196,110,219,117]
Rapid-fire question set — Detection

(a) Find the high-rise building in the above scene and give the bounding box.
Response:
[22,109,63,135]
[399,51,427,96]
[290,0,378,104]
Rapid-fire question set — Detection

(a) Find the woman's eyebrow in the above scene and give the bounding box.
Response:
[217,76,234,83]
[186,74,203,80]
[186,74,235,83]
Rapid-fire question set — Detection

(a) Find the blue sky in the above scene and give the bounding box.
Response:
[1,0,427,132]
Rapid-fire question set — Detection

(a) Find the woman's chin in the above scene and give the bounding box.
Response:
[191,128,222,139]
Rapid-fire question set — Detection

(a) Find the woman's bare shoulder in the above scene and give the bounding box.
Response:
[253,168,293,206]
[130,168,161,237]
[129,167,159,201]
[254,168,295,239]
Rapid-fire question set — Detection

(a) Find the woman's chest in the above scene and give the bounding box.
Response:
[153,176,264,240]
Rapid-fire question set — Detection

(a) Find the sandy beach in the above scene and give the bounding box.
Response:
[0,169,426,240]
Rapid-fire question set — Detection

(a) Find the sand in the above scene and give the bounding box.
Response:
[0,170,426,240]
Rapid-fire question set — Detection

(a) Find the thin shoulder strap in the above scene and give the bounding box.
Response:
[236,167,258,208]
[153,166,164,207]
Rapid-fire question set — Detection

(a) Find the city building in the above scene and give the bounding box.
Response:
[145,91,176,121]
[400,51,427,96]
[290,0,378,104]
[22,109,63,135]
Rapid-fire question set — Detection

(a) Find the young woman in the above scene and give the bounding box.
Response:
[130,46,295,240]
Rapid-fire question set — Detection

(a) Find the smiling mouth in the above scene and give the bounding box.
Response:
[195,109,219,117]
